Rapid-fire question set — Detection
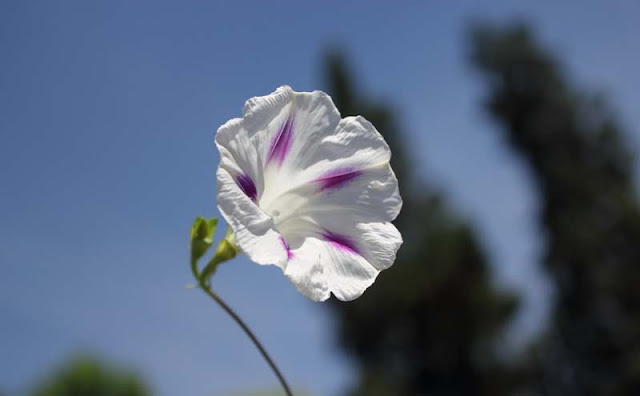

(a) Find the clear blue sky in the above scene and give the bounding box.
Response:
[2,1,639,395]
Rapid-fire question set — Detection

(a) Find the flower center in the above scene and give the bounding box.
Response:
[258,169,316,243]
[260,189,309,230]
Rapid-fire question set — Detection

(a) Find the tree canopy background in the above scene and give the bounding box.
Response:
[324,50,522,395]
[324,21,640,396]
[28,355,150,396]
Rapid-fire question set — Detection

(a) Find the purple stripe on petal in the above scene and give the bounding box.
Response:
[316,168,363,191]
[322,231,360,255]
[266,116,294,166]
[236,173,257,202]
[280,235,294,260]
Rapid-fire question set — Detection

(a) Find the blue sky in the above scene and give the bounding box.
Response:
[1,1,639,395]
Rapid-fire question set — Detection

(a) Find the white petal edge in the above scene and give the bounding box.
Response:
[215,117,265,196]
[301,116,392,176]
[242,86,294,133]
[353,221,403,270]
[216,86,343,203]
[283,241,330,302]
[306,162,402,223]
[242,86,342,171]
[216,167,287,267]
[285,237,382,301]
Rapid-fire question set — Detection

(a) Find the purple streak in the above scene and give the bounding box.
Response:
[280,235,294,260]
[316,168,363,191]
[266,116,294,166]
[236,173,257,202]
[322,231,359,255]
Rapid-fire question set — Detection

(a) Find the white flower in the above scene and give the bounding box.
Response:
[215,86,402,301]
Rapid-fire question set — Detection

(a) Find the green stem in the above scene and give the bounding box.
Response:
[191,263,293,396]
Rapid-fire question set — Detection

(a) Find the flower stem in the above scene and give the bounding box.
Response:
[191,264,293,396]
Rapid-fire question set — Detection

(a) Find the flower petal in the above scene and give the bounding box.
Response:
[313,162,401,222]
[279,210,402,273]
[259,118,402,232]
[274,116,402,222]
[324,219,402,271]
[285,237,380,301]
[241,86,342,170]
[216,86,342,205]
[241,85,295,135]
[215,86,299,204]
[215,117,265,201]
[216,168,288,267]
[283,240,329,302]
[301,116,393,174]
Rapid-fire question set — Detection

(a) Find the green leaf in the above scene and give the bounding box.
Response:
[190,217,218,265]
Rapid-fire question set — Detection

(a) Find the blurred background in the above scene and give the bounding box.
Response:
[2,1,640,395]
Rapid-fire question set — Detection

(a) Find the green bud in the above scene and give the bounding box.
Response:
[200,227,239,283]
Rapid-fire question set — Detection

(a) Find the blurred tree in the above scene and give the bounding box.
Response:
[324,52,523,395]
[29,355,150,396]
[471,23,640,395]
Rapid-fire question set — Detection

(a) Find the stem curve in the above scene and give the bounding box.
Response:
[191,262,293,396]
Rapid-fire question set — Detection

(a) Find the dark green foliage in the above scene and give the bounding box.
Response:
[29,355,150,396]
[324,52,523,396]
[471,23,640,395]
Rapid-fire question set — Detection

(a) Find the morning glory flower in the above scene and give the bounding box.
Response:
[215,86,402,301]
